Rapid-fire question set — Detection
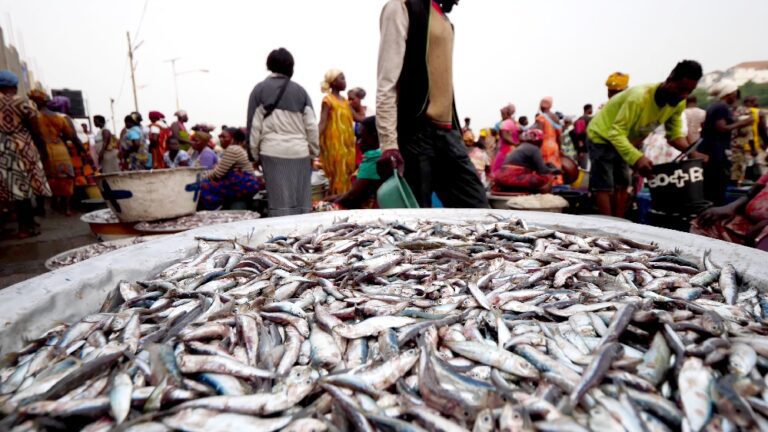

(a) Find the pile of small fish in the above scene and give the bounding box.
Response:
[3,216,768,431]
[134,211,261,233]
[81,209,121,225]
[47,238,156,270]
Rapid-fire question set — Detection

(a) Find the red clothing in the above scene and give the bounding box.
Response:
[746,174,768,221]
[150,121,171,169]
[432,0,445,16]
[691,174,768,248]
[493,165,553,192]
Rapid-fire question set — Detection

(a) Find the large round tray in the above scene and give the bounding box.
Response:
[133,210,261,234]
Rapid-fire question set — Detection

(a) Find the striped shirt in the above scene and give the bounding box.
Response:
[207,145,252,180]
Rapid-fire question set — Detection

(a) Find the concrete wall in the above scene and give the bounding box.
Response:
[0,25,41,95]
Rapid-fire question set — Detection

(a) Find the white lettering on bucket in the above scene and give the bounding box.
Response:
[689,167,704,182]
[648,167,704,189]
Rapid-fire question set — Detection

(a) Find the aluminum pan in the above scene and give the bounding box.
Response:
[1,209,766,355]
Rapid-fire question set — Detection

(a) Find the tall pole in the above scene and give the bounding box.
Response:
[172,59,180,111]
[165,57,181,111]
[110,98,117,134]
[127,31,139,113]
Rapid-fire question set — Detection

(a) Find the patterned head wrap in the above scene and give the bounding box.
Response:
[521,128,544,143]
[606,72,630,91]
[321,69,343,93]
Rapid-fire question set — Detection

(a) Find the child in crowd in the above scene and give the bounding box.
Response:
[163,137,191,168]
[467,130,491,187]
[334,116,383,209]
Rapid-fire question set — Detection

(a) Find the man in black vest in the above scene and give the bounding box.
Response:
[375,0,489,209]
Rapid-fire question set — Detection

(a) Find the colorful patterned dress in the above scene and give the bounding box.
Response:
[199,145,261,210]
[0,94,51,201]
[36,109,76,197]
[320,94,356,195]
[58,114,96,187]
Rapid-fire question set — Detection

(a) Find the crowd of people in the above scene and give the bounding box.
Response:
[1,0,767,252]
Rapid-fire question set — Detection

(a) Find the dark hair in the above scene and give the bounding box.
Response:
[124,115,136,127]
[464,117,471,123]
[227,127,246,143]
[584,104,593,111]
[94,115,106,123]
[267,48,294,78]
[686,95,698,104]
[669,60,703,82]
[519,116,529,124]
[360,116,379,152]
[349,87,366,99]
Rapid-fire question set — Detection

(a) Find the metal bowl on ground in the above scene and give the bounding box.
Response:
[506,194,569,213]
[80,208,142,241]
[133,210,261,234]
[487,192,527,209]
[95,168,205,223]
[44,235,167,271]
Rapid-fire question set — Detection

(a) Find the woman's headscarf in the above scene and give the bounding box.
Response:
[521,128,544,143]
[0,70,19,88]
[606,72,630,92]
[321,69,343,93]
[194,131,212,144]
[28,89,50,105]
[149,111,165,122]
[48,96,71,114]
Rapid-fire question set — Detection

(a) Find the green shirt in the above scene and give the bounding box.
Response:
[587,83,686,166]
[357,149,382,180]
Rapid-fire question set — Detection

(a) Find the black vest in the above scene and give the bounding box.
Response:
[398,0,460,145]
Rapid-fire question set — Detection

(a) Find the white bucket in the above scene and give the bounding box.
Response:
[95,168,205,223]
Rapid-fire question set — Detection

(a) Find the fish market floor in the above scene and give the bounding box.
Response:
[0,212,93,289]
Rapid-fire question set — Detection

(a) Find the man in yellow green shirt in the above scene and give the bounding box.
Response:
[587,60,704,217]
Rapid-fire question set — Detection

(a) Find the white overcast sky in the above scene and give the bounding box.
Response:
[2,0,767,132]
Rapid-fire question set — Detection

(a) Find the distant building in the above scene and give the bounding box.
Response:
[731,61,768,85]
[701,60,768,90]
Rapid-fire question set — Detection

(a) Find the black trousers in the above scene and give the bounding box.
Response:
[401,124,489,209]
[703,162,729,206]
[16,199,34,230]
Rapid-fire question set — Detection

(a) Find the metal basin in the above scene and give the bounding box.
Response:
[95,168,205,223]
